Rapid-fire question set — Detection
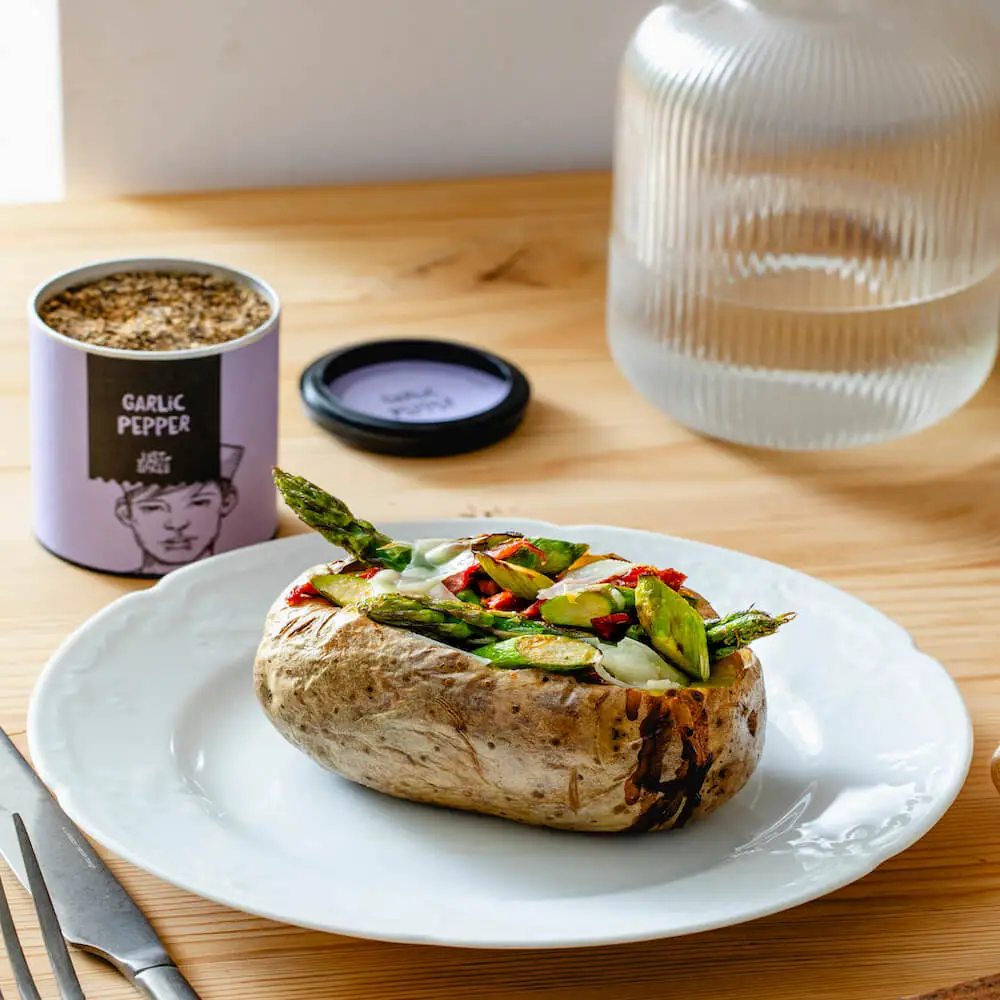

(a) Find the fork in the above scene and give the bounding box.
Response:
[0,813,85,1000]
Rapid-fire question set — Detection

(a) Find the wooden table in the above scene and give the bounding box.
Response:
[0,172,998,1000]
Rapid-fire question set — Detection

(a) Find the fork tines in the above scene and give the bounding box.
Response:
[0,814,85,1000]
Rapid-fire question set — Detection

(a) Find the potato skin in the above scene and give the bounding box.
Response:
[253,566,766,833]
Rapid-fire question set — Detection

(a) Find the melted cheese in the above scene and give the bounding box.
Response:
[368,541,476,600]
[584,636,681,689]
[537,559,634,599]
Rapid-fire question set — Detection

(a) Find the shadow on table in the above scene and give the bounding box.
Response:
[702,396,1000,558]
[325,396,618,497]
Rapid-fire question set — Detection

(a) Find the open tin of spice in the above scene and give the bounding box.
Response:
[29,257,280,577]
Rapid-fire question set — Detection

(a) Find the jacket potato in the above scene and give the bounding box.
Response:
[253,470,793,834]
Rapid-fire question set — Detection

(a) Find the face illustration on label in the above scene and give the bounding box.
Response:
[115,481,237,572]
[113,444,244,575]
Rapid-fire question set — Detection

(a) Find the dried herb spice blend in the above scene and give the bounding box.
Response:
[38,271,273,352]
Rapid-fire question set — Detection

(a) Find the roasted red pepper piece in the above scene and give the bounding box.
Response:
[603,565,686,591]
[483,590,518,611]
[441,554,480,594]
[478,578,501,597]
[286,581,321,606]
[358,567,381,580]
[591,612,632,641]
[521,600,544,619]
[655,567,686,590]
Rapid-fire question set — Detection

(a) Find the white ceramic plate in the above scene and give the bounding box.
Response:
[27,521,972,949]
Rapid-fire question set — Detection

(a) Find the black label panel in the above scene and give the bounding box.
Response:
[87,354,221,483]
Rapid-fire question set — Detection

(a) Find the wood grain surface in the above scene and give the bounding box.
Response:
[904,972,1000,1000]
[0,172,998,1000]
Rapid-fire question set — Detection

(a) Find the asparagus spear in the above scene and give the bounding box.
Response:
[706,609,796,661]
[505,539,590,576]
[354,595,601,671]
[353,594,793,686]
[475,635,602,671]
[273,471,587,577]
[352,594,484,643]
[422,596,598,641]
[356,592,793,655]
[540,586,635,627]
[625,608,794,662]
[353,594,590,643]
[311,573,372,606]
[474,552,552,599]
[625,624,648,644]
[273,468,411,570]
[636,576,710,681]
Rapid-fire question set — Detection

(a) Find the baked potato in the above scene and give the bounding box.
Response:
[253,470,794,834]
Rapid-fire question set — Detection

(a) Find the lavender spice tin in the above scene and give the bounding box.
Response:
[30,258,281,577]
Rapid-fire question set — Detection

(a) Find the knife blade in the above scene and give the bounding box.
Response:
[0,726,202,999]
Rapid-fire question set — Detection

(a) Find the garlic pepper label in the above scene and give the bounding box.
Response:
[86,354,221,483]
[117,394,192,436]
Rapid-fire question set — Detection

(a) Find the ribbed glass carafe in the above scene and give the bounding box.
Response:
[607,0,1000,449]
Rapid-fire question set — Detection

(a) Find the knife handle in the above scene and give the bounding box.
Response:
[133,965,203,1000]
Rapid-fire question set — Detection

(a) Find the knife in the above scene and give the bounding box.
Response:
[0,726,202,999]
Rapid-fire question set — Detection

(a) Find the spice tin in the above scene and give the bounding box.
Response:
[29,257,280,577]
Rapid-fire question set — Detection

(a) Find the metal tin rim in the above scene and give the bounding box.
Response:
[29,256,282,361]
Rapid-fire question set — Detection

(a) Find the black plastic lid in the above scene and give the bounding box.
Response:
[299,338,531,457]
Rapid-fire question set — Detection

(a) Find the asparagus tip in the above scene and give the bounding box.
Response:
[272,466,296,492]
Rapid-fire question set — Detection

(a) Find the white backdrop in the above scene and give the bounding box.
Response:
[58,0,656,198]
[0,0,62,203]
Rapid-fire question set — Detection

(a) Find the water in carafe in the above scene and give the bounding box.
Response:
[607,1,1000,449]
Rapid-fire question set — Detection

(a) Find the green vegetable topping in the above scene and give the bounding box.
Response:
[273,469,411,570]
[635,576,710,682]
[275,469,796,689]
[475,635,602,671]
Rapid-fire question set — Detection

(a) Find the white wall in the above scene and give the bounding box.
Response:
[0,0,63,202]
[58,0,656,199]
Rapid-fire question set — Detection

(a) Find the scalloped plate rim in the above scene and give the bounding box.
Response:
[25,521,973,949]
